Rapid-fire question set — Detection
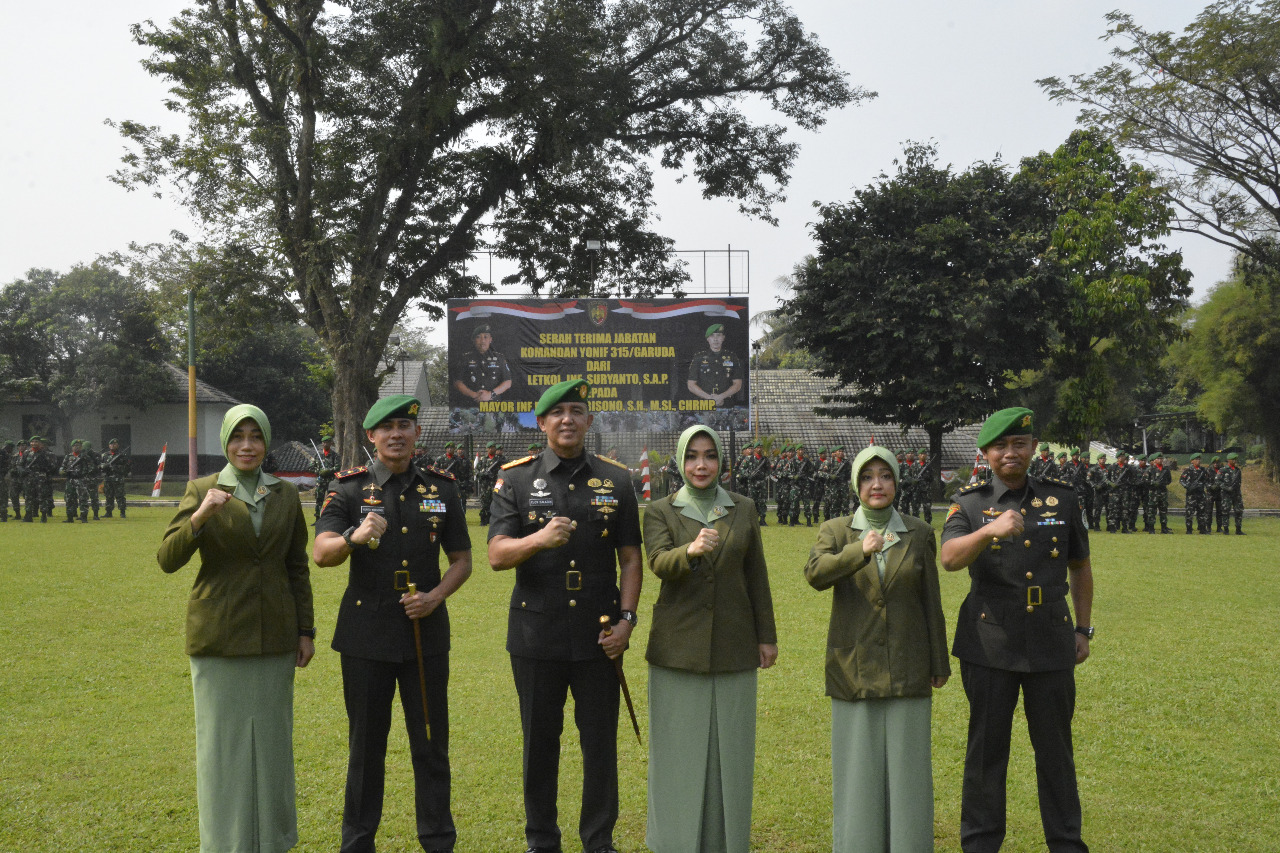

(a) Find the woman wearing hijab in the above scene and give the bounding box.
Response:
[158,405,315,853]
[805,445,949,852]
[642,424,778,852]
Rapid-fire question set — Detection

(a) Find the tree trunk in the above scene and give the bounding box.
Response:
[330,345,383,470]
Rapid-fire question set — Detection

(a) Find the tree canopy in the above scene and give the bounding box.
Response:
[0,264,172,445]
[1039,1,1280,269]
[114,0,864,462]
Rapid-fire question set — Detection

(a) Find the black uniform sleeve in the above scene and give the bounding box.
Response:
[316,480,355,535]
[487,468,523,540]
[441,479,471,553]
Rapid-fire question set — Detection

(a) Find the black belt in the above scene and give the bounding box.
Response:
[974,582,1068,608]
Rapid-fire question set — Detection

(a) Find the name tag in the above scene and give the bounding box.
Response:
[360,506,385,515]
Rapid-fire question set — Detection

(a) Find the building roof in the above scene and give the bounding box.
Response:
[162,363,242,405]
[378,360,431,405]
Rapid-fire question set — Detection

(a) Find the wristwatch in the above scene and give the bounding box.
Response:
[620,610,638,627]
[342,526,362,549]
[1075,625,1095,639]
[299,627,317,639]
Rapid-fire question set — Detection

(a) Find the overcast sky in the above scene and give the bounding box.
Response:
[0,1,1232,345]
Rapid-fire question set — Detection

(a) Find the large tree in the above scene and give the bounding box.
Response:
[782,142,1057,476]
[1039,1,1280,269]
[1012,129,1191,446]
[0,264,172,445]
[1167,263,1280,479]
[113,0,863,462]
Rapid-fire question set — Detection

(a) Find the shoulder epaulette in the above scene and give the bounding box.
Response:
[1041,476,1074,490]
[956,481,985,495]
[335,466,368,480]
[424,465,456,481]
[502,455,536,470]
[595,454,630,471]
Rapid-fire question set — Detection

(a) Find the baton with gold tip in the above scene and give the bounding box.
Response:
[407,583,431,740]
[600,615,642,746]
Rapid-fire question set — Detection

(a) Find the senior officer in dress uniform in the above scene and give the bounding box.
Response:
[314,395,473,853]
[941,408,1094,853]
[487,379,642,853]
[686,323,743,408]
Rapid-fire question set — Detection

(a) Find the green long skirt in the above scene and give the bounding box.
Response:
[831,696,934,853]
[646,665,758,853]
[190,653,298,853]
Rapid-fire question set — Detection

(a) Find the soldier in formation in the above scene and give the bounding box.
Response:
[311,433,338,521]
[101,438,131,518]
[476,441,502,525]
[812,448,830,521]
[10,439,29,517]
[747,442,771,524]
[774,445,795,525]
[60,439,92,523]
[791,444,816,526]
[0,439,13,522]
[1222,453,1245,535]
[1028,442,1056,479]
[1145,452,1173,534]
[1087,453,1109,531]
[826,446,852,518]
[81,440,102,519]
[1179,453,1211,534]
[21,435,56,523]
[915,448,934,523]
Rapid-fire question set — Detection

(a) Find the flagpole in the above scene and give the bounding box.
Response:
[187,290,198,480]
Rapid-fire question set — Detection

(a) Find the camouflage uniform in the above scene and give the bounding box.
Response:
[60,442,91,523]
[9,441,27,517]
[1028,445,1055,481]
[1179,457,1210,534]
[22,439,56,522]
[1107,455,1137,533]
[1223,456,1245,534]
[1133,458,1151,532]
[827,450,852,518]
[1208,460,1228,533]
[660,454,683,496]
[0,440,12,521]
[774,449,794,525]
[812,450,830,522]
[312,438,339,521]
[1147,457,1173,533]
[101,441,131,517]
[915,451,934,523]
[791,447,816,525]
[897,453,916,514]
[749,450,771,524]
[1086,457,1109,530]
[476,444,502,525]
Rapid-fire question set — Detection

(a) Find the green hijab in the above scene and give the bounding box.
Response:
[849,446,907,579]
[216,404,277,535]
[671,424,734,525]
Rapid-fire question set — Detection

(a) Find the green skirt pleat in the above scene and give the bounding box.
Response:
[190,653,298,853]
[646,665,757,853]
[831,696,934,853]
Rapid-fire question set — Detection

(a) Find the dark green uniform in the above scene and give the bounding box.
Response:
[311,442,338,521]
[812,453,830,521]
[1179,461,1210,534]
[826,453,852,519]
[60,447,91,523]
[1086,460,1108,530]
[476,447,502,524]
[22,443,56,522]
[1147,460,1172,533]
[101,444,131,517]
[1209,462,1228,533]
[791,450,816,525]
[686,349,743,402]
[1221,459,1244,534]
[0,441,12,521]
[748,451,771,524]
[775,452,795,525]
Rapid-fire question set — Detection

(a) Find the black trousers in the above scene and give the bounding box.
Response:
[340,652,454,852]
[510,654,620,852]
[960,660,1088,853]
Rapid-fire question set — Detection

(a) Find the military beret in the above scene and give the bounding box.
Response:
[1116,450,1129,459]
[320,432,334,441]
[1039,442,1050,451]
[444,441,455,448]
[108,438,120,445]
[1057,452,1067,459]
[528,443,542,452]
[835,446,845,452]
[83,440,93,449]
[472,323,492,338]
[535,378,591,417]
[795,444,805,450]
[1070,447,1081,455]
[362,395,421,430]
[70,439,82,446]
[1211,455,1221,463]
[1228,452,1239,461]
[975,408,1034,449]
[2,440,13,447]
[818,447,828,454]
[29,435,43,443]
[1190,453,1201,461]
[918,448,928,455]
[486,441,496,449]
[705,323,724,337]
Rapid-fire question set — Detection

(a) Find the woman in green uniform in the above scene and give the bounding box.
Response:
[157,404,315,853]
[642,424,778,852]
[805,445,949,852]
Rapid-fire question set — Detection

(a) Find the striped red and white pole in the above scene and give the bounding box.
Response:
[152,443,168,497]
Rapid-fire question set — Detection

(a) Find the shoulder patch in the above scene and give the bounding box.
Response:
[335,466,368,480]
[424,465,456,481]
[946,502,963,521]
[595,454,630,471]
[957,481,985,495]
[501,455,536,470]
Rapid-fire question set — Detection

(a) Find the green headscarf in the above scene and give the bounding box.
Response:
[220,404,272,456]
[671,424,734,524]
[849,445,907,579]
[216,404,277,535]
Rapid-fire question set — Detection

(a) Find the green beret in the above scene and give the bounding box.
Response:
[534,378,591,417]
[486,441,496,449]
[1228,453,1239,461]
[1070,447,1080,455]
[1039,442,1050,451]
[1116,450,1128,459]
[108,438,120,445]
[362,395,421,430]
[82,440,93,449]
[70,439,82,446]
[705,323,724,337]
[795,444,805,451]
[818,447,828,454]
[29,435,43,443]
[444,441,455,449]
[1211,455,1221,463]
[1057,452,1067,459]
[320,432,333,441]
[976,407,1034,449]
[1190,453,1201,461]
[528,443,541,452]
[835,446,845,452]
[472,323,492,338]
[918,448,928,455]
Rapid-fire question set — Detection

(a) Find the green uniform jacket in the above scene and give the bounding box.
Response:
[158,474,313,657]
[643,492,777,673]
[804,513,949,701]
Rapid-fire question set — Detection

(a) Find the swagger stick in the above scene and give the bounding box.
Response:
[407,583,432,740]
[600,615,642,746]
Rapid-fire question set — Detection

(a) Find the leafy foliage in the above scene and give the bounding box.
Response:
[1039,2,1280,269]
[0,264,173,442]
[112,0,864,462]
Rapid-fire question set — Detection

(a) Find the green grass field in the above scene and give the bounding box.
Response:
[2,510,1277,852]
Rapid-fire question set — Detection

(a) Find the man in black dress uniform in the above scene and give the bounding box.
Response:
[314,395,473,853]
[685,323,743,408]
[487,379,642,853]
[942,407,1094,853]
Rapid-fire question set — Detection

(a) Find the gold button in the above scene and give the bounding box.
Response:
[1026,572,1034,580]
[569,484,575,490]
[401,526,408,533]
[1024,540,1031,548]
[356,600,362,606]
[521,601,527,608]
[569,599,577,607]
[1020,508,1027,516]
[980,612,987,620]
[1052,536,1058,543]
[400,495,405,501]
[1026,605,1034,613]
[991,537,1000,544]
[570,560,576,568]
[1064,616,1070,623]
[402,560,409,567]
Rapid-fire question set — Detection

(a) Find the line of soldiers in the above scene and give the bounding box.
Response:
[1021,444,1246,535]
[2,436,131,523]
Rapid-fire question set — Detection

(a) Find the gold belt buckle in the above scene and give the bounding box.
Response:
[566,570,582,591]
[1027,585,1043,607]
[394,570,411,591]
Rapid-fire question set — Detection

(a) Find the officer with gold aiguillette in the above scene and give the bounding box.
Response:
[313,395,472,853]
[941,407,1094,853]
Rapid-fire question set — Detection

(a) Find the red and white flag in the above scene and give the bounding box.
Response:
[640,447,651,501]
[152,443,168,497]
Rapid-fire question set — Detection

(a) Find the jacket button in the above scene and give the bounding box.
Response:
[1024,540,1031,547]
[1052,536,1059,543]
[1026,605,1034,613]
[569,484,575,490]
[400,495,405,501]
[401,526,408,534]
[569,560,576,568]
[521,601,527,607]
[569,599,577,607]
[980,612,987,620]
[1064,615,1070,623]
[402,560,409,567]
[1025,572,1033,580]
[877,599,885,608]
[356,600,362,606]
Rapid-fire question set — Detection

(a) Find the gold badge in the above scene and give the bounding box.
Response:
[417,484,427,494]
[408,402,420,416]
[602,479,614,489]
[1046,496,1059,506]
[1050,548,1060,558]
[588,478,602,488]
[528,511,537,521]
[1031,498,1043,508]
[1020,415,1032,427]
